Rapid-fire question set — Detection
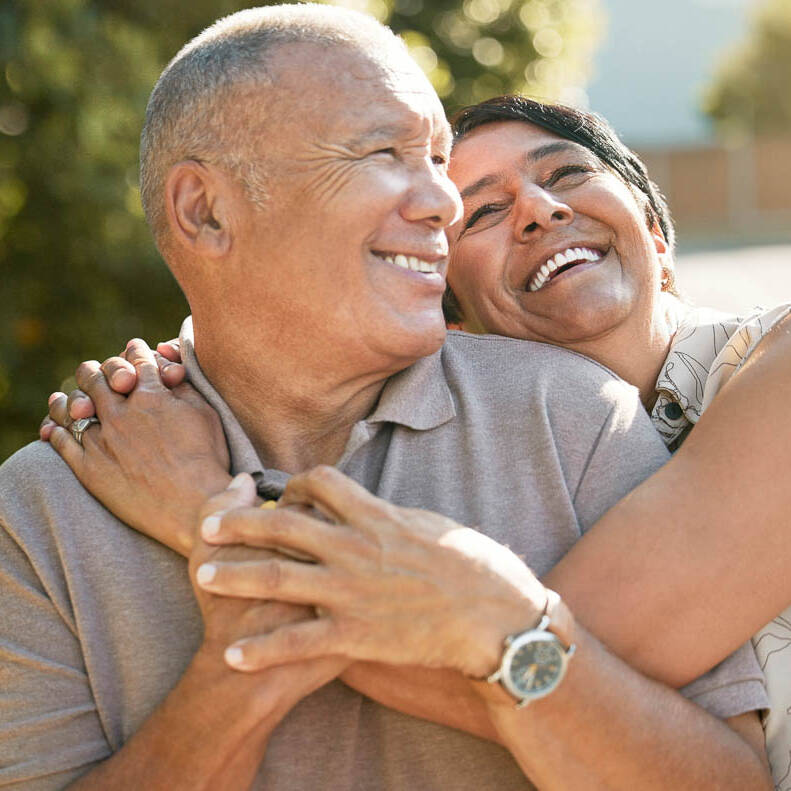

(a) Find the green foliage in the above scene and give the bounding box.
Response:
[703,0,791,137]
[0,0,601,462]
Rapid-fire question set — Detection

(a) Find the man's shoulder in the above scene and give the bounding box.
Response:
[0,441,121,552]
[441,331,638,414]
[0,440,77,509]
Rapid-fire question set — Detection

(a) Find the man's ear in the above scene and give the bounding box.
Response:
[164,160,232,258]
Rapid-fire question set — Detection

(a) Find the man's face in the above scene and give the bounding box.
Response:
[446,121,666,347]
[227,43,461,368]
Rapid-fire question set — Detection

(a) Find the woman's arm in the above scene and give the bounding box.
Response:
[546,311,791,685]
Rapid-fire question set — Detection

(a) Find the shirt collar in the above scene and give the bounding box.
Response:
[651,307,745,447]
[364,347,456,430]
[179,316,456,494]
[655,307,746,419]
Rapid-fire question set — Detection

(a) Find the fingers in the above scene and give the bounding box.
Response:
[200,505,353,562]
[67,389,96,420]
[101,357,137,394]
[48,425,84,474]
[39,417,55,441]
[195,554,333,606]
[47,392,72,429]
[107,344,185,391]
[124,338,166,392]
[171,381,208,409]
[74,361,124,415]
[281,465,388,528]
[156,339,182,363]
[224,619,340,672]
[158,354,186,389]
[198,473,259,523]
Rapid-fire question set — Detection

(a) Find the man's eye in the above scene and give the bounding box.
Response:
[371,147,397,157]
[464,204,503,230]
[543,165,592,188]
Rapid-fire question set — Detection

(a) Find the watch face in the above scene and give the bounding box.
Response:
[507,635,564,698]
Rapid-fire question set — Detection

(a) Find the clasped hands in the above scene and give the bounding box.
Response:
[196,464,549,679]
[41,339,550,684]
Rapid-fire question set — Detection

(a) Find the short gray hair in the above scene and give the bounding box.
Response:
[139,4,401,252]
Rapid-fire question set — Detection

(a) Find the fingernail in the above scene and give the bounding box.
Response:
[201,514,223,539]
[227,473,247,490]
[225,645,246,668]
[260,500,277,510]
[109,371,126,387]
[196,563,216,585]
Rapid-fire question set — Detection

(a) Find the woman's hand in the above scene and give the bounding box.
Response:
[41,339,231,554]
[194,466,549,679]
[39,338,186,434]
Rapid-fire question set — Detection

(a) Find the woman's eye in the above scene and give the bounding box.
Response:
[544,165,592,188]
[464,204,503,230]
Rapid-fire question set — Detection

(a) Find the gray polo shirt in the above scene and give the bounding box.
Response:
[0,325,767,790]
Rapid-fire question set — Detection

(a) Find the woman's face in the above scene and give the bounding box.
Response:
[446,120,670,347]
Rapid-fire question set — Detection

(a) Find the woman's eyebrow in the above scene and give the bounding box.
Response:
[527,141,582,162]
[459,141,591,199]
[459,172,508,200]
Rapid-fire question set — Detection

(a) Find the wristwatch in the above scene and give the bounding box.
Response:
[486,589,576,708]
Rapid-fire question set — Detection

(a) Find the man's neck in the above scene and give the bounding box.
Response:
[192,324,395,474]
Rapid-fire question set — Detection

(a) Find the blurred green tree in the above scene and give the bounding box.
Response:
[703,0,791,137]
[0,0,602,462]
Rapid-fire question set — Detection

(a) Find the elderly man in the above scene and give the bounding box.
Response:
[1,5,771,790]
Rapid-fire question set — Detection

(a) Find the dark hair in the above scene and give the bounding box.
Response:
[451,95,675,251]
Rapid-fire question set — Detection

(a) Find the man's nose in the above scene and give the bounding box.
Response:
[401,160,463,230]
[513,185,573,240]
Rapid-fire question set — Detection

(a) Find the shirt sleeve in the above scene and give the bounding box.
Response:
[701,303,791,412]
[680,641,768,719]
[0,518,111,789]
[571,378,670,532]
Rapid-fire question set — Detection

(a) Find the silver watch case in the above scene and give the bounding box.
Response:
[487,615,576,708]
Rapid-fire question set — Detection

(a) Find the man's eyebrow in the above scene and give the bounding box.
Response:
[344,122,423,149]
[434,124,453,154]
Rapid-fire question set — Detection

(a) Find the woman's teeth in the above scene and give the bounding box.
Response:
[381,254,439,274]
[528,247,603,292]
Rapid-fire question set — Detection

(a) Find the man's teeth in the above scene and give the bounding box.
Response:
[382,254,439,274]
[528,247,603,293]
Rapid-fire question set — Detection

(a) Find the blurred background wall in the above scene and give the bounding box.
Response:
[1,0,789,461]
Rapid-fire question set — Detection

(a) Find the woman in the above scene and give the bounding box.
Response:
[42,96,791,783]
[444,96,790,448]
[445,96,791,781]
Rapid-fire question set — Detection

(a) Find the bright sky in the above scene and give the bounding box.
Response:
[587,0,753,147]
